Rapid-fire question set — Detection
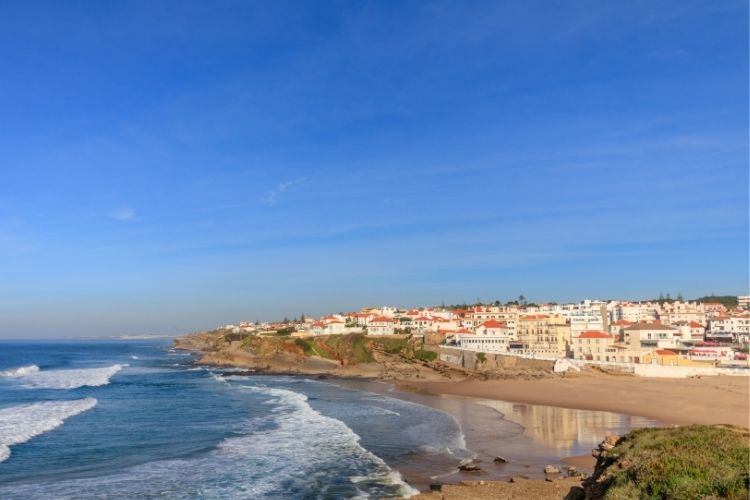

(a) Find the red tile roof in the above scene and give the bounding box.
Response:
[370,316,394,323]
[656,349,677,356]
[481,320,506,328]
[577,331,612,339]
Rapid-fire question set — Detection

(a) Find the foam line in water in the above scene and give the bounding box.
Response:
[238,385,420,497]
[0,398,97,463]
[1,364,127,389]
[0,365,40,377]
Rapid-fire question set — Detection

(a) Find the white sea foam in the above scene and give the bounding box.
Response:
[232,385,419,497]
[2,364,127,389]
[0,385,418,499]
[0,365,40,377]
[0,398,97,463]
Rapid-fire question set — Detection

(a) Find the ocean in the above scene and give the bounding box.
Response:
[0,340,658,499]
[0,340,472,498]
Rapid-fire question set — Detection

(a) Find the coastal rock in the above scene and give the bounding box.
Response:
[493,456,508,464]
[458,464,482,472]
[543,465,560,474]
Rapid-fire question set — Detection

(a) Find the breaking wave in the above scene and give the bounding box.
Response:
[0,386,417,498]
[0,365,40,377]
[0,398,97,463]
[0,365,127,389]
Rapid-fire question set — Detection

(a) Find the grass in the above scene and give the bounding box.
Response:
[599,425,749,500]
[414,349,437,362]
[293,338,314,355]
[376,337,409,354]
[350,334,375,363]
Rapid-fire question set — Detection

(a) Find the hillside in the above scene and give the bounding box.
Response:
[173,329,466,380]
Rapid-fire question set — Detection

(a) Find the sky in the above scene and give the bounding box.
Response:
[0,1,748,338]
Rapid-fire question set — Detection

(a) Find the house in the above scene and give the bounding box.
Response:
[456,320,512,353]
[674,321,706,341]
[367,316,395,336]
[413,316,433,332]
[516,315,570,357]
[623,323,681,350]
[572,330,615,361]
[708,313,750,342]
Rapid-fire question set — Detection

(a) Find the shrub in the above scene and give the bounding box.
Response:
[476,352,486,363]
[414,349,437,362]
[599,425,750,499]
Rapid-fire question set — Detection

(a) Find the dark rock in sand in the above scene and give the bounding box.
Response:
[458,464,482,472]
[493,456,508,464]
[509,475,529,483]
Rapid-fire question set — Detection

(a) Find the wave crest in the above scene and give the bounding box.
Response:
[1,364,127,389]
[0,365,40,377]
[0,398,97,463]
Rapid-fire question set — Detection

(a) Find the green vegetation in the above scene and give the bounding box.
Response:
[294,338,314,356]
[377,337,409,354]
[274,326,295,336]
[414,349,437,362]
[350,334,375,363]
[597,425,749,500]
[694,295,739,309]
[476,352,486,363]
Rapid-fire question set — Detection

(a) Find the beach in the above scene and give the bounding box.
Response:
[396,373,750,427]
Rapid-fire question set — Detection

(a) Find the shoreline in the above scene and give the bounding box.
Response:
[208,367,661,493]
[394,373,750,427]
[177,343,750,497]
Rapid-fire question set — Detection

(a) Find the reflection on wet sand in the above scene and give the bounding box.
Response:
[477,400,659,456]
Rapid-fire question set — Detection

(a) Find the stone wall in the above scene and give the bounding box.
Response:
[438,347,555,371]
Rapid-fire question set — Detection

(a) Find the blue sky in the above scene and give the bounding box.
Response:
[0,1,747,338]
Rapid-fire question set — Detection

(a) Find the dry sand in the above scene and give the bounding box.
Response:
[398,373,750,427]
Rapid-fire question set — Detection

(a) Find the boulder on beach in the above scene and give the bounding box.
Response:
[543,465,560,474]
[458,463,482,472]
[493,456,508,464]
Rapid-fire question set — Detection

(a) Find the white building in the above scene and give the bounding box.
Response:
[367,316,396,336]
[623,323,681,350]
[569,301,609,338]
[456,320,512,353]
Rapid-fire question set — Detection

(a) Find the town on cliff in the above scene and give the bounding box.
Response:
[179,295,750,377]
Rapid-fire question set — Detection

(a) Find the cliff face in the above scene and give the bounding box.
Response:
[174,329,558,381]
[173,330,462,380]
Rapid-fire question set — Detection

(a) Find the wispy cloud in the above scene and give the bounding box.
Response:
[109,207,136,222]
[262,177,307,206]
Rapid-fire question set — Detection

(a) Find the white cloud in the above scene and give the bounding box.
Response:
[262,177,307,206]
[109,207,136,222]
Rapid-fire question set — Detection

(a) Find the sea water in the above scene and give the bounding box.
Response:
[0,340,471,498]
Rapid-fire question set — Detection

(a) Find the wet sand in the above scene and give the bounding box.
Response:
[330,378,658,492]
[397,373,750,427]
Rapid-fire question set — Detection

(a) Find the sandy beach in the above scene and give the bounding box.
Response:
[397,373,750,427]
